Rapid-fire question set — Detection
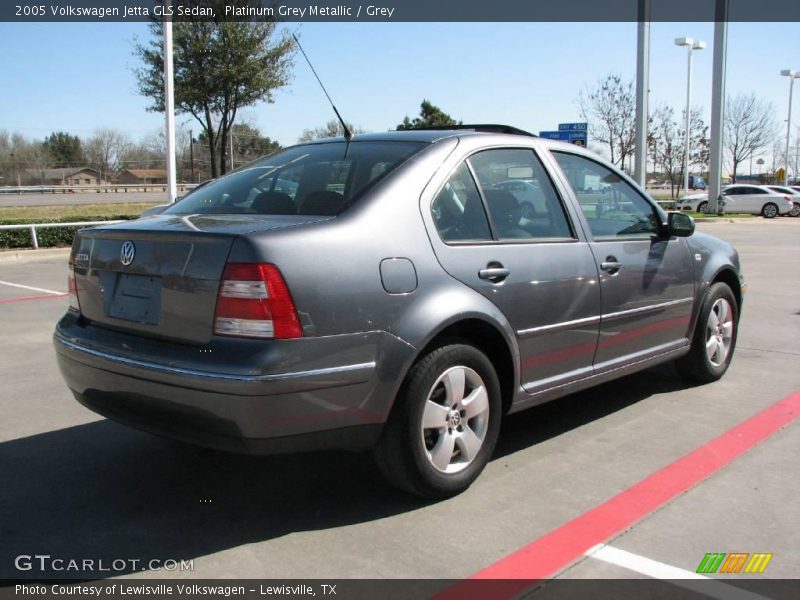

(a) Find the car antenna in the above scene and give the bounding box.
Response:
[292,34,352,142]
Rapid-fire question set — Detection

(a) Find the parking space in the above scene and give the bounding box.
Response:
[0,219,797,586]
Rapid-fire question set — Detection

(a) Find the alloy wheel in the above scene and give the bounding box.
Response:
[421,366,490,474]
[706,298,734,367]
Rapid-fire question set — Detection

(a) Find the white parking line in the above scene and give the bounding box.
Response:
[0,279,66,296]
[585,544,770,600]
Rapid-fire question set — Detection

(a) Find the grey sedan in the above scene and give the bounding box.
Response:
[55,127,745,497]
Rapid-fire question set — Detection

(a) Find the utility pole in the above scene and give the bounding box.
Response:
[189,129,195,183]
[230,127,235,171]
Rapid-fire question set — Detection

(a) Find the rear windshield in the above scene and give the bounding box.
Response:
[164,141,426,216]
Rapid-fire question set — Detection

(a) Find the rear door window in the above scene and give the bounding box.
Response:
[467,148,573,240]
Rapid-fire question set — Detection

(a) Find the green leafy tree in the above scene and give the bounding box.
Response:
[133,3,293,177]
[43,131,84,167]
[397,100,461,130]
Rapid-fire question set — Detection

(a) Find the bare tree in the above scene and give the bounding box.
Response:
[297,119,365,142]
[724,93,777,183]
[84,128,132,181]
[578,74,636,171]
[651,105,682,198]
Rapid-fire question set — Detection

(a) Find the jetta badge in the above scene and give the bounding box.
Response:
[120,241,136,266]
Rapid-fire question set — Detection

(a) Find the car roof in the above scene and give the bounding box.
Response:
[302,125,543,145]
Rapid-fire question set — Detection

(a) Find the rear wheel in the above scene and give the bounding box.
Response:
[676,282,738,383]
[697,201,709,214]
[762,202,779,218]
[374,344,502,498]
[789,202,800,217]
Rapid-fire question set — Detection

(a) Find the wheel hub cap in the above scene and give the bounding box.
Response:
[447,410,461,429]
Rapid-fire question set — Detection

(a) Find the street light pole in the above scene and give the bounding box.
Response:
[676,37,705,196]
[780,70,799,186]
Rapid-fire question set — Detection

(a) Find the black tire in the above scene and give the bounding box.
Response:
[676,282,739,383]
[374,344,502,498]
[789,202,800,218]
[697,201,709,214]
[761,202,778,218]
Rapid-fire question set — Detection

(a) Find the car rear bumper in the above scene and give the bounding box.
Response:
[53,318,415,454]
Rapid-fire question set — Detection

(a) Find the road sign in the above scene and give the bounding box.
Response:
[558,122,588,131]
[539,129,588,146]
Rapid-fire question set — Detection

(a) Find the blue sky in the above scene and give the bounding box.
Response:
[0,21,797,156]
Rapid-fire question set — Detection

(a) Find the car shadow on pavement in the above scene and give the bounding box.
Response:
[0,364,695,580]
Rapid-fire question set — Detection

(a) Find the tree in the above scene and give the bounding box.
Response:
[230,122,282,164]
[396,100,461,130]
[43,131,84,167]
[298,119,364,142]
[578,74,636,171]
[651,105,682,198]
[84,128,132,180]
[724,93,777,183]
[134,6,293,178]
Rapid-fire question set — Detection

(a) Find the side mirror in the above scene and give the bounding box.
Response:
[667,211,695,237]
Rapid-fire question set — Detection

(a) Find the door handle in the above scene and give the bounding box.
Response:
[479,263,510,283]
[600,256,622,274]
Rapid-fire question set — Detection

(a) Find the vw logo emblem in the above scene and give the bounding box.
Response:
[120,241,136,266]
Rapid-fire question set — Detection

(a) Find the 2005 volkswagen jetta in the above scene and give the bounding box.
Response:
[54,127,744,498]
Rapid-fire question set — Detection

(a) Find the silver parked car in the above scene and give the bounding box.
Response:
[766,185,800,217]
[55,127,745,498]
[677,184,794,217]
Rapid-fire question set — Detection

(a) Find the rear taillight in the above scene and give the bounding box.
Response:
[67,256,80,312]
[213,263,303,339]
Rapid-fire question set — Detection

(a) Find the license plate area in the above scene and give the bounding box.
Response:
[105,273,162,325]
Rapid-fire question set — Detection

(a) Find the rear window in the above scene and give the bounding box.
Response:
[164,141,426,216]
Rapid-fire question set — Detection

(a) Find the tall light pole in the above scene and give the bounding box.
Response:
[780,69,799,185]
[163,6,178,203]
[675,37,705,195]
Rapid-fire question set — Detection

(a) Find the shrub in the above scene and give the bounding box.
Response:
[0,216,136,249]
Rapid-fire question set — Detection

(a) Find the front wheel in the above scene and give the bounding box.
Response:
[697,201,709,214]
[762,202,779,218]
[676,282,738,383]
[374,344,502,498]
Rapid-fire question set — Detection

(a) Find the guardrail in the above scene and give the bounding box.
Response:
[0,183,198,195]
[0,220,125,249]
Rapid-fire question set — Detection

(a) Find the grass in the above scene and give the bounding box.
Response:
[0,202,160,221]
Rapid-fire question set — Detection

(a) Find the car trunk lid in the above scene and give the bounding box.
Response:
[72,214,330,344]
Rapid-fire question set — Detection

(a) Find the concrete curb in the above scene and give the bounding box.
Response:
[0,247,70,263]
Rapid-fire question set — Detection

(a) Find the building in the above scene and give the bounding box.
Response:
[25,167,105,186]
[118,169,168,185]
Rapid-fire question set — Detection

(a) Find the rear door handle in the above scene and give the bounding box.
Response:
[600,257,622,274]
[479,264,510,283]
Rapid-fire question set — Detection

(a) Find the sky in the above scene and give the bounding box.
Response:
[0,21,798,163]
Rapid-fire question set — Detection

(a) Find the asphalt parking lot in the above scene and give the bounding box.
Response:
[0,219,797,591]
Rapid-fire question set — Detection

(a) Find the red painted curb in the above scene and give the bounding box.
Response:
[437,391,800,598]
[0,293,67,305]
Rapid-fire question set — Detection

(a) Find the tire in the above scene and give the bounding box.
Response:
[374,344,502,498]
[761,202,778,218]
[697,201,709,214]
[676,282,739,383]
[789,202,800,218]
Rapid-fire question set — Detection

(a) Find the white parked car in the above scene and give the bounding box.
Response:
[766,185,800,217]
[676,184,794,218]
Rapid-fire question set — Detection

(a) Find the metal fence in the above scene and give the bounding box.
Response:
[0,183,198,195]
[0,220,125,249]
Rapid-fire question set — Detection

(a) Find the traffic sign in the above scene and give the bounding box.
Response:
[558,122,588,131]
[539,128,587,146]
